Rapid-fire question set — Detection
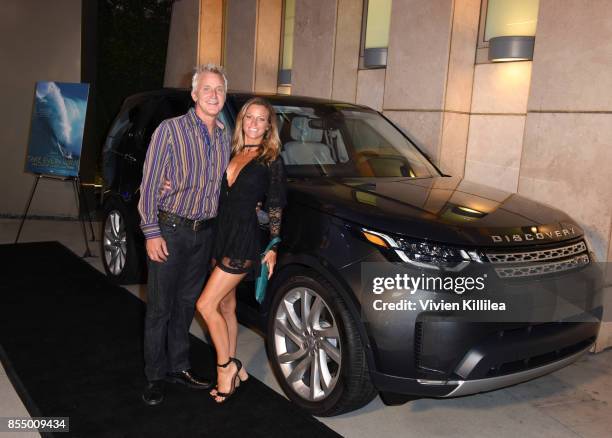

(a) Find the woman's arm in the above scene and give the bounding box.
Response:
[265,157,287,249]
[262,157,287,277]
[268,207,282,252]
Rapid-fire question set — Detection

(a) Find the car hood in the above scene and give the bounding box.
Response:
[289,176,583,247]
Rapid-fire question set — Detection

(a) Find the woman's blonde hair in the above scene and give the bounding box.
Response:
[232,97,282,164]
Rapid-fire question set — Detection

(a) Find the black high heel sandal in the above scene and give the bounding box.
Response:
[212,357,242,403]
[210,357,248,397]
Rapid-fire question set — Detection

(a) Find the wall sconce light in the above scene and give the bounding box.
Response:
[278,69,292,87]
[364,48,388,68]
[362,0,392,68]
[489,36,535,62]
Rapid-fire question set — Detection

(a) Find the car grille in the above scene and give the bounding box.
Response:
[485,240,590,279]
[485,241,587,264]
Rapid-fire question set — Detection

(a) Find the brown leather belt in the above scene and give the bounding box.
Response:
[158,210,213,231]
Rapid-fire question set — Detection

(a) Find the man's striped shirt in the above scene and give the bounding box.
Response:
[138,107,231,239]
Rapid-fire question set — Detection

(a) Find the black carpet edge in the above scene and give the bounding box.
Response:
[0,344,55,438]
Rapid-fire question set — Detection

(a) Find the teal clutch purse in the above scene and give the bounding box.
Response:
[255,237,281,304]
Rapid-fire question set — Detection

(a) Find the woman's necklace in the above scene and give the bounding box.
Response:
[241,144,262,158]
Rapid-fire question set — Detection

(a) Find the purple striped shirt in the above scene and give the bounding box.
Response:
[138,108,231,239]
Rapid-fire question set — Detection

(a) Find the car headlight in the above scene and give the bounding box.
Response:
[361,228,476,271]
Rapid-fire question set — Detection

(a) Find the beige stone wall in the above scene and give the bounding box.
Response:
[292,0,338,98]
[356,69,386,111]
[165,0,225,88]
[165,0,282,93]
[331,0,363,103]
[519,0,612,265]
[224,0,258,91]
[463,62,531,192]
[0,0,82,217]
[516,0,612,350]
[382,0,452,161]
[382,0,479,173]
[198,0,224,66]
[254,0,282,93]
[284,0,479,171]
[438,0,480,178]
[164,0,199,87]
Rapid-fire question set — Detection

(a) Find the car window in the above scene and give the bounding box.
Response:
[273,104,438,179]
[343,112,432,178]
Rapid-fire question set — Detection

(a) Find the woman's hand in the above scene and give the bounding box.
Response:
[262,249,277,279]
[159,179,172,196]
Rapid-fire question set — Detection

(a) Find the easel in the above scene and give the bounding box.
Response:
[14,174,96,258]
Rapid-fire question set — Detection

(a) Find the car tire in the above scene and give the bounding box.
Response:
[101,198,144,284]
[266,271,377,416]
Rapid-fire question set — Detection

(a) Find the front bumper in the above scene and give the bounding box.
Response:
[371,341,593,397]
[337,238,603,398]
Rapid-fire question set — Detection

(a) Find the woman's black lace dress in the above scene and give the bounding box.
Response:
[212,155,287,274]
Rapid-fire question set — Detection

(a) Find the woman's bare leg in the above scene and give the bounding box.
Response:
[218,290,249,381]
[196,267,246,401]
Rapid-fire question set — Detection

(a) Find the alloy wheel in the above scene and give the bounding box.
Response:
[273,287,342,401]
[103,210,127,275]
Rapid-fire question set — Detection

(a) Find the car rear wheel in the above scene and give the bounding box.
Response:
[101,198,144,284]
[266,271,376,416]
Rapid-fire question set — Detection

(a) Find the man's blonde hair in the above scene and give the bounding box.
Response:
[191,63,228,92]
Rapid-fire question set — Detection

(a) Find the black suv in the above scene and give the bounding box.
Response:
[101,89,602,416]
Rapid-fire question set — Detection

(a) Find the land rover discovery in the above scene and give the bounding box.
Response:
[101,89,603,416]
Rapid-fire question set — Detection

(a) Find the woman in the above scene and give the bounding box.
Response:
[196,97,286,403]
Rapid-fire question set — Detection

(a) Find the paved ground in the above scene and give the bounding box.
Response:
[1,218,611,438]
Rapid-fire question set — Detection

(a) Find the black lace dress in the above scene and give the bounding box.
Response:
[212,155,287,274]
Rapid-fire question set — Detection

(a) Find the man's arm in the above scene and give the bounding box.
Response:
[137,123,171,256]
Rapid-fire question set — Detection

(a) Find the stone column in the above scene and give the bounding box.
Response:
[223,0,282,92]
[292,0,338,98]
[254,0,282,93]
[439,0,480,178]
[463,61,532,191]
[224,0,258,91]
[164,0,199,87]
[332,0,363,103]
[198,0,224,66]
[383,0,479,173]
[164,0,225,87]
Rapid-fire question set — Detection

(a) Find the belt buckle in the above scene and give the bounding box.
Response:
[192,219,200,231]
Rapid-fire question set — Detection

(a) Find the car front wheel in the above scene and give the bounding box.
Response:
[266,271,376,416]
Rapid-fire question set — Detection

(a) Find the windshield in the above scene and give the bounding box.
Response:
[270,103,439,178]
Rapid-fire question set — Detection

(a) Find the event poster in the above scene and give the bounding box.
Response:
[26,81,90,177]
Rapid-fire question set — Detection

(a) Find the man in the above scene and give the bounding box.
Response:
[137,64,231,406]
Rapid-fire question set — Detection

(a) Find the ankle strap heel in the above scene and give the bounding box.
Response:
[213,357,243,403]
[217,357,242,371]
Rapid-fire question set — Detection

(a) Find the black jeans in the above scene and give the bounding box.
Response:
[143,220,213,381]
